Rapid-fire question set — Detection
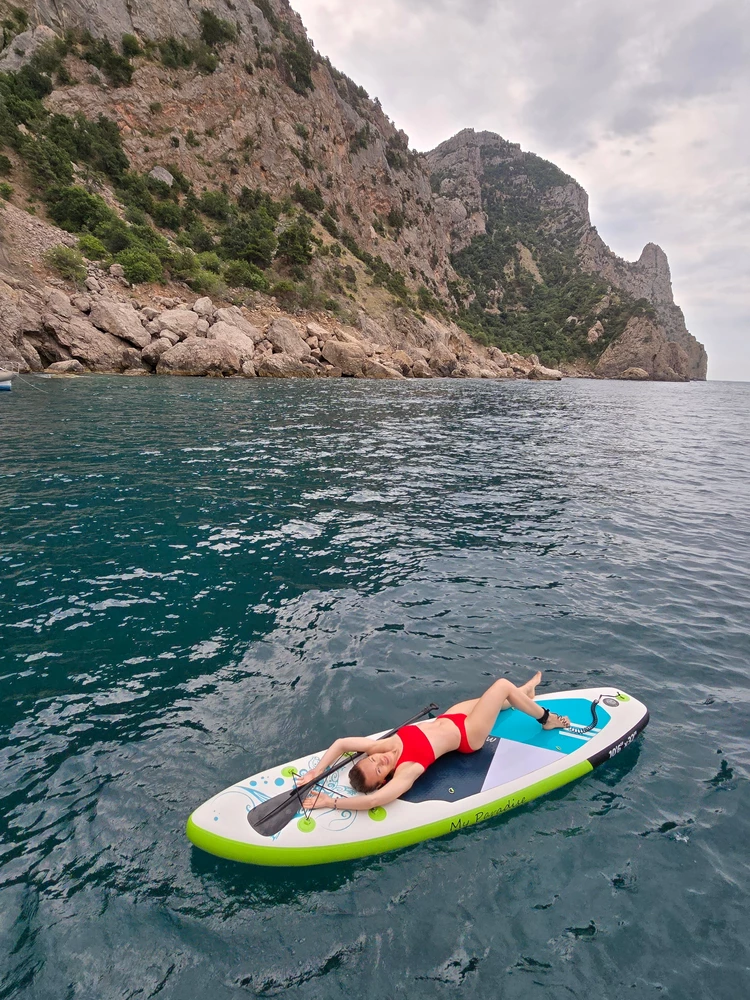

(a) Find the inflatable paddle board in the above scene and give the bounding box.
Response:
[186,686,648,866]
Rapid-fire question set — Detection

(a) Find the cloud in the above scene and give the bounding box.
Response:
[292,0,750,380]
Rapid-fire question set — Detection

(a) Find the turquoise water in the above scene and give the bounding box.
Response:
[1,376,748,999]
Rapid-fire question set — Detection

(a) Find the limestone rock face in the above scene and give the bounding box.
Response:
[265,318,310,359]
[427,128,707,380]
[257,353,316,378]
[595,316,690,382]
[428,342,459,376]
[321,340,368,376]
[528,364,563,381]
[43,315,134,371]
[46,359,86,374]
[207,322,256,362]
[89,300,151,349]
[23,0,274,45]
[156,309,200,340]
[156,337,241,376]
[141,338,174,369]
[0,25,58,72]
[587,320,604,345]
[619,367,651,380]
[214,308,262,343]
[362,359,405,380]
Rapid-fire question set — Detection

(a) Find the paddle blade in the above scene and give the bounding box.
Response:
[247,788,305,837]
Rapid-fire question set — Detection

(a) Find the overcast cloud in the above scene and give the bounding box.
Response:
[293,0,750,380]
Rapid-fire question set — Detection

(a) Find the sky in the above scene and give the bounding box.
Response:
[292,0,750,381]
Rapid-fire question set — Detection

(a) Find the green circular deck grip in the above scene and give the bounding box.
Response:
[281,766,299,778]
[297,817,316,834]
[368,807,387,822]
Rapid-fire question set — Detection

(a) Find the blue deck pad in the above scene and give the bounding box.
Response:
[402,738,497,804]
[491,699,611,755]
[402,699,611,804]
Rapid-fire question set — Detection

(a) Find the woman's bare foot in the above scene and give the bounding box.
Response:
[521,671,542,700]
[542,712,570,730]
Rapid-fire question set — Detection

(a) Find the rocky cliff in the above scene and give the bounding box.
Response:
[0,2,706,382]
[428,130,707,380]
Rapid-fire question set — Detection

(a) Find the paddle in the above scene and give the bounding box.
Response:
[247,704,440,837]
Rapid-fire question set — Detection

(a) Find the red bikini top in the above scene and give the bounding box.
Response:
[395,724,436,771]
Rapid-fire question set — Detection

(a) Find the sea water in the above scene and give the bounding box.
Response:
[0,376,748,999]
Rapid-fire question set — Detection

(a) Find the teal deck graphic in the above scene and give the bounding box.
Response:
[403,699,611,804]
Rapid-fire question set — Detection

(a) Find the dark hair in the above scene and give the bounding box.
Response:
[349,762,378,793]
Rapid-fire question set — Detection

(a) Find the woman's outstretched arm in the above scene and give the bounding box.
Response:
[304,736,400,783]
[302,770,416,812]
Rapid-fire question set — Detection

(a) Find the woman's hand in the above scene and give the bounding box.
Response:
[302,792,337,810]
[303,764,324,784]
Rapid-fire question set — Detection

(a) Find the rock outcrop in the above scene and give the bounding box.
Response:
[595,316,691,382]
[156,338,242,377]
[0,3,706,383]
[427,129,707,380]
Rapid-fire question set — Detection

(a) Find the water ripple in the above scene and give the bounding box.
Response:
[0,377,749,999]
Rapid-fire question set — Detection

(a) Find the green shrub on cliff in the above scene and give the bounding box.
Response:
[45,185,115,232]
[219,212,278,269]
[224,259,269,291]
[276,214,314,266]
[292,183,324,214]
[44,244,86,282]
[199,11,238,47]
[197,251,222,273]
[78,234,109,260]
[187,269,226,296]
[116,246,163,284]
[280,35,315,94]
[80,36,134,87]
[158,37,195,69]
[121,34,142,58]
[150,199,182,230]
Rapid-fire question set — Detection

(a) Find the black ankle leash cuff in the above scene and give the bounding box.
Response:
[539,707,550,726]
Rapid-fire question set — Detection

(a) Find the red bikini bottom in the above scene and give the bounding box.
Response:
[438,713,475,753]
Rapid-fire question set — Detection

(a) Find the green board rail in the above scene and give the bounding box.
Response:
[186,759,594,867]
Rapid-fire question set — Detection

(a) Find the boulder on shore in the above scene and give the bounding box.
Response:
[321,339,367,376]
[618,367,651,380]
[89,300,151,350]
[156,337,241,377]
[266,318,310,359]
[428,342,458,376]
[156,309,200,340]
[44,315,133,372]
[362,359,406,380]
[215,307,262,342]
[141,338,173,369]
[46,359,87,374]
[257,353,316,378]
[411,359,436,378]
[208,322,256,362]
[528,364,563,381]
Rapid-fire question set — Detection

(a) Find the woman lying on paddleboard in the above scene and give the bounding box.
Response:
[302,672,569,812]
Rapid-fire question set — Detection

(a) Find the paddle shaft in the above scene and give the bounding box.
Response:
[247,703,439,832]
[294,703,440,796]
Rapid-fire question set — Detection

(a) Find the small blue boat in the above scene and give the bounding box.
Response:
[0,370,15,392]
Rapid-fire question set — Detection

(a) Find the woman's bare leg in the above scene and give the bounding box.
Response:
[445,671,542,717]
[463,676,569,750]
